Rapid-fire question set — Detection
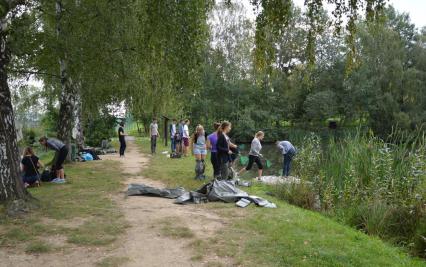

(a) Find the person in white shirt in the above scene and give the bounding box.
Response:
[150,118,159,154]
[182,119,190,156]
[170,119,177,153]
[238,131,265,180]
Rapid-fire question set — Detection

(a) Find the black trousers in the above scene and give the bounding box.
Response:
[210,152,220,177]
[119,140,126,156]
[151,135,157,153]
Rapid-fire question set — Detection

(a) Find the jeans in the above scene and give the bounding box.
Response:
[151,135,157,153]
[119,140,126,156]
[282,149,295,176]
[22,175,39,184]
[171,137,176,152]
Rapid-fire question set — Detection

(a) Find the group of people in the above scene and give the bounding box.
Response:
[21,137,69,187]
[168,119,297,180]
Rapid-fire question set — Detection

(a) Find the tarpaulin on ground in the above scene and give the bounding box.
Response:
[127,184,187,199]
[127,179,276,208]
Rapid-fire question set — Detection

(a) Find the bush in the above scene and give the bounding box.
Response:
[85,114,117,147]
[273,129,426,257]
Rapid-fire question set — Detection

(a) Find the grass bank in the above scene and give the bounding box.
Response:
[137,137,425,266]
[0,156,127,256]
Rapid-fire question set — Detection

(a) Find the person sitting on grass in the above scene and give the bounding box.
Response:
[39,136,68,184]
[21,147,44,188]
[276,139,296,177]
[238,131,265,180]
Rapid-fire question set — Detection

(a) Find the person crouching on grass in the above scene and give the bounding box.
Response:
[192,125,207,180]
[238,131,264,180]
[39,137,68,184]
[21,147,44,187]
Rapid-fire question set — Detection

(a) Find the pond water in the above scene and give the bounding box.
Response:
[235,143,285,176]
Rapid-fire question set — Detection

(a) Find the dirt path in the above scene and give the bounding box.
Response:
[0,138,231,267]
[101,137,230,267]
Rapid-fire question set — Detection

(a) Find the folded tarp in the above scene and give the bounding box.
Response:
[127,179,276,208]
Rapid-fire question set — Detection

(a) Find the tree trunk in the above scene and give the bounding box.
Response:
[0,17,29,203]
[74,89,84,149]
[56,0,75,161]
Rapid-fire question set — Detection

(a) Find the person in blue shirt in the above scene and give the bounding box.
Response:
[276,140,297,177]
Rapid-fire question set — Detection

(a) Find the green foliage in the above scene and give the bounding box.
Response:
[273,130,426,257]
[84,113,117,147]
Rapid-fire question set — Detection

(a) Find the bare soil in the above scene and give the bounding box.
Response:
[0,138,231,267]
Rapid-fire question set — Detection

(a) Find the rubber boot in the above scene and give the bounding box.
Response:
[194,160,202,179]
[199,160,206,180]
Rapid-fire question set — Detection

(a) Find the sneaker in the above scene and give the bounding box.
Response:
[51,178,66,184]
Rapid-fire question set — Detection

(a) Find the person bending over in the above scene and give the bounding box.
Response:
[39,137,68,184]
[276,140,296,177]
[238,131,265,180]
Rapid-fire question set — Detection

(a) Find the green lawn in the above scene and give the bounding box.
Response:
[0,156,127,256]
[136,137,426,267]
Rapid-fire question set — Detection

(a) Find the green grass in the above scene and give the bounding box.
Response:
[96,256,130,267]
[136,137,426,266]
[25,240,53,254]
[155,217,195,239]
[0,158,127,253]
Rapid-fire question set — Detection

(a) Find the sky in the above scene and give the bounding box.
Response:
[291,0,426,28]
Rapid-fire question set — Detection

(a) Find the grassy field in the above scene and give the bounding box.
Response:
[0,154,127,257]
[137,137,426,266]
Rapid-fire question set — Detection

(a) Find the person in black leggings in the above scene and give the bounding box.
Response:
[118,122,127,157]
[238,131,265,180]
[39,137,68,183]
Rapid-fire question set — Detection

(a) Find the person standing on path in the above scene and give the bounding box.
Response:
[192,125,207,179]
[207,122,221,178]
[150,118,159,154]
[118,122,127,157]
[238,131,265,180]
[182,119,190,157]
[277,140,297,177]
[170,119,177,153]
[38,137,68,183]
[216,121,233,180]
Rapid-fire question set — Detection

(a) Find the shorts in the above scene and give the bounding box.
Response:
[193,146,207,155]
[246,155,263,170]
[55,146,69,170]
[183,137,189,147]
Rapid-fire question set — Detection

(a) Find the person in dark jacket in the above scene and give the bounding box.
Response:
[216,121,233,180]
[39,137,68,183]
[21,147,44,187]
[118,122,127,157]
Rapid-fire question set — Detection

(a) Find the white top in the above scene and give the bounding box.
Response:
[150,123,159,136]
[171,124,176,136]
[183,125,189,138]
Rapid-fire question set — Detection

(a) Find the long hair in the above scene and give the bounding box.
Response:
[194,125,204,140]
[218,121,231,135]
[23,147,35,157]
[213,122,220,131]
[255,131,264,138]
